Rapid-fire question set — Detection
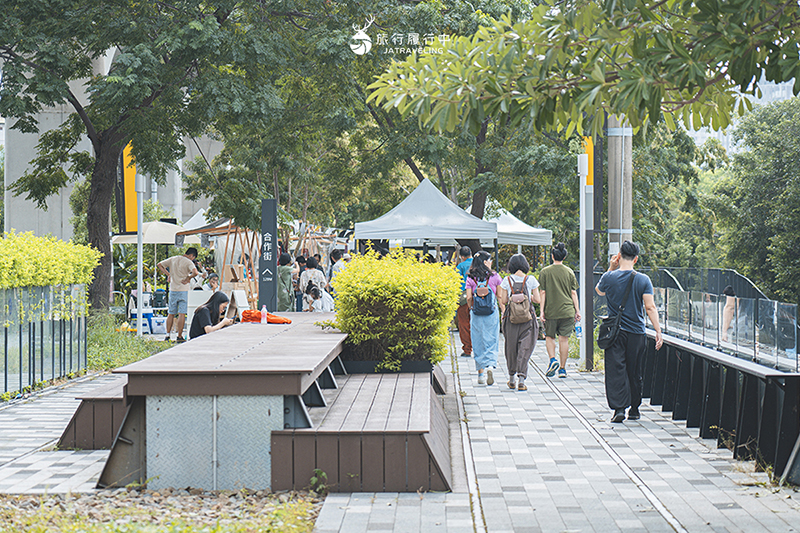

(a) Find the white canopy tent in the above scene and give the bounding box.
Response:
[354,179,497,241]
[486,209,552,247]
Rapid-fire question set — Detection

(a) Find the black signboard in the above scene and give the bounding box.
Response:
[258,199,278,311]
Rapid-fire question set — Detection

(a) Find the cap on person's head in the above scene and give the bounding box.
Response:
[620,240,640,260]
[343,253,352,261]
[208,272,219,280]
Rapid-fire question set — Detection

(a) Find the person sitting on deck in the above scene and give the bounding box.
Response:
[189,292,235,339]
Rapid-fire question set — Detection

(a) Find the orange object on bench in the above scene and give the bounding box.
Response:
[241,309,292,324]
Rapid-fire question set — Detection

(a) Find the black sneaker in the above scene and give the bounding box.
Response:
[627,409,640,420]
[610,409,626,423]
[460,352,471,357]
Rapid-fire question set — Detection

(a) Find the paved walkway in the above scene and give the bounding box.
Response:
[3,339,800,531]
[0,373,115,494]
[315,335,800,532]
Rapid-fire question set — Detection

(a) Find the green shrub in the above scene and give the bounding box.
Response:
[330,250,461,371]
[0,230,102,289]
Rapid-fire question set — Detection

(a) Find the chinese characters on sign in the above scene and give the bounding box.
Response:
[261,231,274,282]
[373,32,450,54]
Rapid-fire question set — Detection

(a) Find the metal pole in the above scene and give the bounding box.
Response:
[136,165,145,337]
[578,152,592,370]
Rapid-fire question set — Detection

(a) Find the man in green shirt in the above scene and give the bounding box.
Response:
[538,243,581,378]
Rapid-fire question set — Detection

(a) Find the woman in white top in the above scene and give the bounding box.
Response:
[299,255,328,311]
[497,254,541,391]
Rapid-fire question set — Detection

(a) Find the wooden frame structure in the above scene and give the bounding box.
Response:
[177,219,260,309]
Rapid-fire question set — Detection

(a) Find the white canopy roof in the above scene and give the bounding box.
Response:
[490,209,552,246]
[354,179,497,241]
[111,221,201,245]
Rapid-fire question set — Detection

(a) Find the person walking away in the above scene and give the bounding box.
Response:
[157,247,203,342]
[538,243,581,378]
[276,253,295,312]
[189,291,235,339]
[294,256,307,312]
[328,249,345,295]
[455,246,473,358]
[497,253,541,391]
[299,256,328,311]
[466,251,501,385]
[595,241,664,423]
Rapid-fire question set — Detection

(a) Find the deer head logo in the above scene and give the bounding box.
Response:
[349,15,375,55]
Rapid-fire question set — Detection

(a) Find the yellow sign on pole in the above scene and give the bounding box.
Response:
[121,143,137,233]
[583,136,594,186]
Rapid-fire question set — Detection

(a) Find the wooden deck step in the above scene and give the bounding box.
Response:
[58,375,128,450]
[271,373,452,492]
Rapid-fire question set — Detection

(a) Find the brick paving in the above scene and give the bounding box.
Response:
[315,334,800,532]
[0,373,117,493]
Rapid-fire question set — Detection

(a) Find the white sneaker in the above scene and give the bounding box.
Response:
[486,369,494,386]
[477,373,486,385]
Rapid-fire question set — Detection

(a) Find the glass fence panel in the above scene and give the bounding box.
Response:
[690,291,705,344]
[733,297,756,360]
[651,288,666,332]
[777,302,798,372]
[757,299,778,368]
[703,293,720,350]
[667,289,690,338]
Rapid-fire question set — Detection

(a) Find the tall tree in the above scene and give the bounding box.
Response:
[0,1,326,308]
[715,98,800,302]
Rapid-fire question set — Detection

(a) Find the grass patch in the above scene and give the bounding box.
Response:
[0,491,319,532]
[87,313,170,371]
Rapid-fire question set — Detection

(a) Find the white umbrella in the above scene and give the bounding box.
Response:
[111,221,201,245]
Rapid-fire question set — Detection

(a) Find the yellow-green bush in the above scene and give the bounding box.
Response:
[330,250,461,370]
[0,231,102,289]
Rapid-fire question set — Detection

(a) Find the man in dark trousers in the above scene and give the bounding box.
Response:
[455,246,473,358]
[595,241,663,423]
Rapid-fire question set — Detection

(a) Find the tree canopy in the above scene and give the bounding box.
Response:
[714,97,800,302]
[0,0,350,307]
[368,0,800,137]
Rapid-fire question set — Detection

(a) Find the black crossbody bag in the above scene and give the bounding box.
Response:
[597,272,636,350]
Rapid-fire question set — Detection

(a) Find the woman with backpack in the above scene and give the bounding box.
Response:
[497,254,541,391]
[466,251,502,385]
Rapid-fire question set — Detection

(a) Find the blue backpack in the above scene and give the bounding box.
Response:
[472,279,495,316]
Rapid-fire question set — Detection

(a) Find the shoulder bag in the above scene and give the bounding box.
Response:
[597,272,636,350]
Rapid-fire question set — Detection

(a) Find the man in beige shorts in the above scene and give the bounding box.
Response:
[538,243,581,378]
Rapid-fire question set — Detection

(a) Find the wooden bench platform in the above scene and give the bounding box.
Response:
[272,373,452,492]
[58,375,127,450]
[116,313,347,397]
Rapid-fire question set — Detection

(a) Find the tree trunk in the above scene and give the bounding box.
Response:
[458,120,490,255]
[87,130,124,310]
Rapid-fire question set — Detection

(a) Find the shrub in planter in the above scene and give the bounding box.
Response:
[329,250,461,371]
[0,230,102,289]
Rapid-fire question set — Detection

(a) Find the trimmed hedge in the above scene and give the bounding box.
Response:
[330,250,461,371]
[0,231,102,289]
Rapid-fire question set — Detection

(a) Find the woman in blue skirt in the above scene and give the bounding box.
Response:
[465,251,502,385]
